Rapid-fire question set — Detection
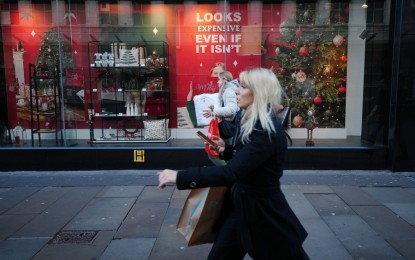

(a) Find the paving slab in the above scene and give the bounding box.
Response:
[169,196,187,209]
[163,206,182,226]
[100,238,156,260]
[363,187,415,203]
[305,193,355,216]
[96,185,144,198]
[32,230,115,260]
[323,215,403,259]
[330,186,381,206]
[387,238,415,260]
[6,187,71,214]
[407,188,415,196]
[281,171,413,187]
[2,171,414,260]
[65,197,136,231]
[12,186,102,238]
[149,223,212,260]
[0,188,10,194]
[384,203,415,226]
[115,201,169,238]
[352,205,415,240]
[170,189,190,209]
[301,218,353,260]
[0,214,36,240]
[0,238,49,260]
[0,187,40,209]
[172,188,191,199]
[290,185,334,194]
[136,185,175,203]
[283,188,321,219]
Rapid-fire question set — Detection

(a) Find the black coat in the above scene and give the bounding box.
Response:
[177,113,307,258]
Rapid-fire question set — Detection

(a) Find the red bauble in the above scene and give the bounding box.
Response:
[280,68,287,74]
[338,85,346,94]
[292,114,304,128]
[299,45,309,56]
[313,95,323,105]
[341,54,347,62]
[275,47,280,56]
[333,34,345,47]
[295,28,304,37]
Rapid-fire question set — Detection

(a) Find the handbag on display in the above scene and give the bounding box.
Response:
[205,116,220,157]
[177,186,227,246]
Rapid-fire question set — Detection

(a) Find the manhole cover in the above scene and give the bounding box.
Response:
[49,230,98,244]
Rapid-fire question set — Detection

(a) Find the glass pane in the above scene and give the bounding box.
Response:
[0,0,392,147]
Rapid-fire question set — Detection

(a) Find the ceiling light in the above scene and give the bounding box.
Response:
[362,3,368,8]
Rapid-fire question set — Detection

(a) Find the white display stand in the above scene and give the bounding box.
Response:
[13,50,25,85]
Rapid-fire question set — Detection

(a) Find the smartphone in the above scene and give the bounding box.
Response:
[196,131,217,147]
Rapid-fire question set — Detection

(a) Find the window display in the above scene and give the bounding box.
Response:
[0,1,390,144]
[87,41,169,142]
[29,64,62,146]
[272,2,349,129]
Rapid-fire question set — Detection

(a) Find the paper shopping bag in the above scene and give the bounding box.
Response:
[177,186,227,246]
[205,116,219,157]
[193,93,219,126]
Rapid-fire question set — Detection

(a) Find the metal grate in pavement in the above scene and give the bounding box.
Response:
[49,230,98,244]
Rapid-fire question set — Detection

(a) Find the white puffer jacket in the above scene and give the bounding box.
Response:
[214,81,239,121]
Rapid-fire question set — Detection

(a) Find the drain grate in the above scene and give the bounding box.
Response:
[49,230,98,245]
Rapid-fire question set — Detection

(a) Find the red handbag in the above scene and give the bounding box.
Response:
[205,116,219,157]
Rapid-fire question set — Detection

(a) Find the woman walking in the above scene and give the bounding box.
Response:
[158,68,308,260]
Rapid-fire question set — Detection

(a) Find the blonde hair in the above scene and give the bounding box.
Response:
[219,71,233,82]
[238,68,282,143]
[210,62,225,77]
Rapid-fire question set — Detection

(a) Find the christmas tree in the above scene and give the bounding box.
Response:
[35,29,74,78]
[270,3,349,128]
[120,50,138,66]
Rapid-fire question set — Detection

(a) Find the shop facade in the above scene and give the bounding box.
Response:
[0,0,414,172]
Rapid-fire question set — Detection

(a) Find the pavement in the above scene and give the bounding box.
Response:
[0,170,415,260]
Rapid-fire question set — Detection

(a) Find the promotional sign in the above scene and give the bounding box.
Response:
[175,4,263,128]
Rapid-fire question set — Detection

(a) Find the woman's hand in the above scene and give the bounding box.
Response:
[202,109,211,118]
[187,82,193,101]
[157,169,178,189]
[210,135,226,154]
[202,105,214,118]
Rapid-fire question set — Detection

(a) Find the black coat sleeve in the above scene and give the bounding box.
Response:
[176,125,285,190]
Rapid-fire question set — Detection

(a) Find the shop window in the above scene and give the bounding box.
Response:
[367,1,386,24]
[99,3,118,26]
[7,2,52,25]
[32,3,52,25]
[64,3,86,25]
[8,3,19,25]
[133,13,151,26]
